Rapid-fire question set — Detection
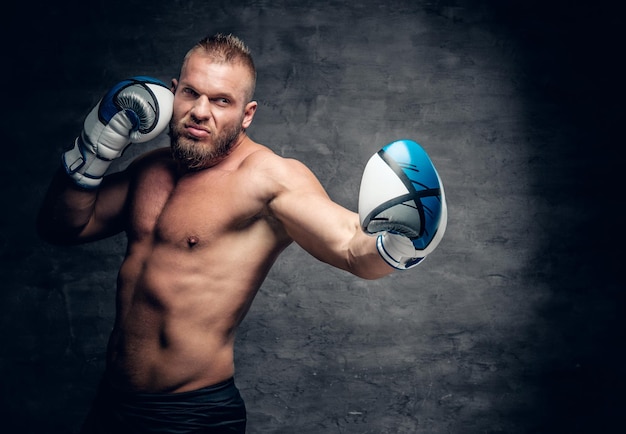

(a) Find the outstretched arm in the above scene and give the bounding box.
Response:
[266,156,394,280]
[267,139,447,278]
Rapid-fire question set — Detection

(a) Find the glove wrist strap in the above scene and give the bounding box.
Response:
[377,233,425,270]
[61,137,112,189]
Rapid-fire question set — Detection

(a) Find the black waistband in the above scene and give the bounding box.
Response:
[88,375,246,433]
[101,376,238,405]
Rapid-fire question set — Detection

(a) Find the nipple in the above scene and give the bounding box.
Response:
[187,235,199,247]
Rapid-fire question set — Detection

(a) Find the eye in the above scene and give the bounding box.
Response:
[211,97,230,106]
[181,87,198,97]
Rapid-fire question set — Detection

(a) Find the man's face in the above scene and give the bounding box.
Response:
[169,53,257,170]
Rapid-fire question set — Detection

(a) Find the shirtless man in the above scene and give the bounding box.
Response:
[37,34,446,433]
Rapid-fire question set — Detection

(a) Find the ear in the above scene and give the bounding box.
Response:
[242,101,258,129]
[171,78,178,94]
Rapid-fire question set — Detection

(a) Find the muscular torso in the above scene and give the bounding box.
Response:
[105,145,292,393]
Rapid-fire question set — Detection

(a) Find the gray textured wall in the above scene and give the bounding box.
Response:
[2,0,621,433]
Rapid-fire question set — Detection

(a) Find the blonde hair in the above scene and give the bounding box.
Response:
[182,33,256,101]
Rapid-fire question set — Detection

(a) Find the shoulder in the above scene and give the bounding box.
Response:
[237,145,330,220]
[130,147,172,167]
[124,147,175,175]
[241,145,323,194]
[116,147,177,189]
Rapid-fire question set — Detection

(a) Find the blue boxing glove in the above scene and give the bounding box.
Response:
[62,76,173,188]
[358,139,447,269]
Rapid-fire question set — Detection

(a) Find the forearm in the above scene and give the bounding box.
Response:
[346,230,396,280]
[37,169,99,244]
[293,204,393,280]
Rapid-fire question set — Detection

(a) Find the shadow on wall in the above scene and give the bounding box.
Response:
[494,1,623,432]
[0,1,623,433]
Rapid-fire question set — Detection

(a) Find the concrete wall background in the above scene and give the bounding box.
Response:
[1,0,621,433]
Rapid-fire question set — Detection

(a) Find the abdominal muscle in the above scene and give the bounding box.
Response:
[105,223,287,393]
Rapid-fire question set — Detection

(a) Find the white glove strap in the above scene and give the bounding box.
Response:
[377,232,425,270]
[62,138,112,189]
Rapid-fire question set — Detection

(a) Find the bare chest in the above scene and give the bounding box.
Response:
[128,167,271,248]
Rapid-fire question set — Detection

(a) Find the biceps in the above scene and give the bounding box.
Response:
[271,191,360,261]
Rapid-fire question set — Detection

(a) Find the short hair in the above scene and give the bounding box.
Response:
[183,33,257,101]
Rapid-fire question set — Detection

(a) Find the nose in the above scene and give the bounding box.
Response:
[189,95,211,122]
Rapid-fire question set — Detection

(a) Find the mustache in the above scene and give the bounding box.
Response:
[169,112,206,125]
[188,114,207,127]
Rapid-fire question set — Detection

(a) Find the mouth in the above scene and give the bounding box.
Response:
[184,123,211,139]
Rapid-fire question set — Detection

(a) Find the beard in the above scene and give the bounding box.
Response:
[168,117,244,171]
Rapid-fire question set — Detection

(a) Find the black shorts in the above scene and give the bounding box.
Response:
[80,376,246,434]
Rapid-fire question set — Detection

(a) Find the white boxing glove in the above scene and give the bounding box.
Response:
[62,76,173,188]
[358,139,447,269]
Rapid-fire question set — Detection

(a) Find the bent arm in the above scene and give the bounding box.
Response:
[37,77,173,245]
[37,168,130,245]
[267,158,394,280]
